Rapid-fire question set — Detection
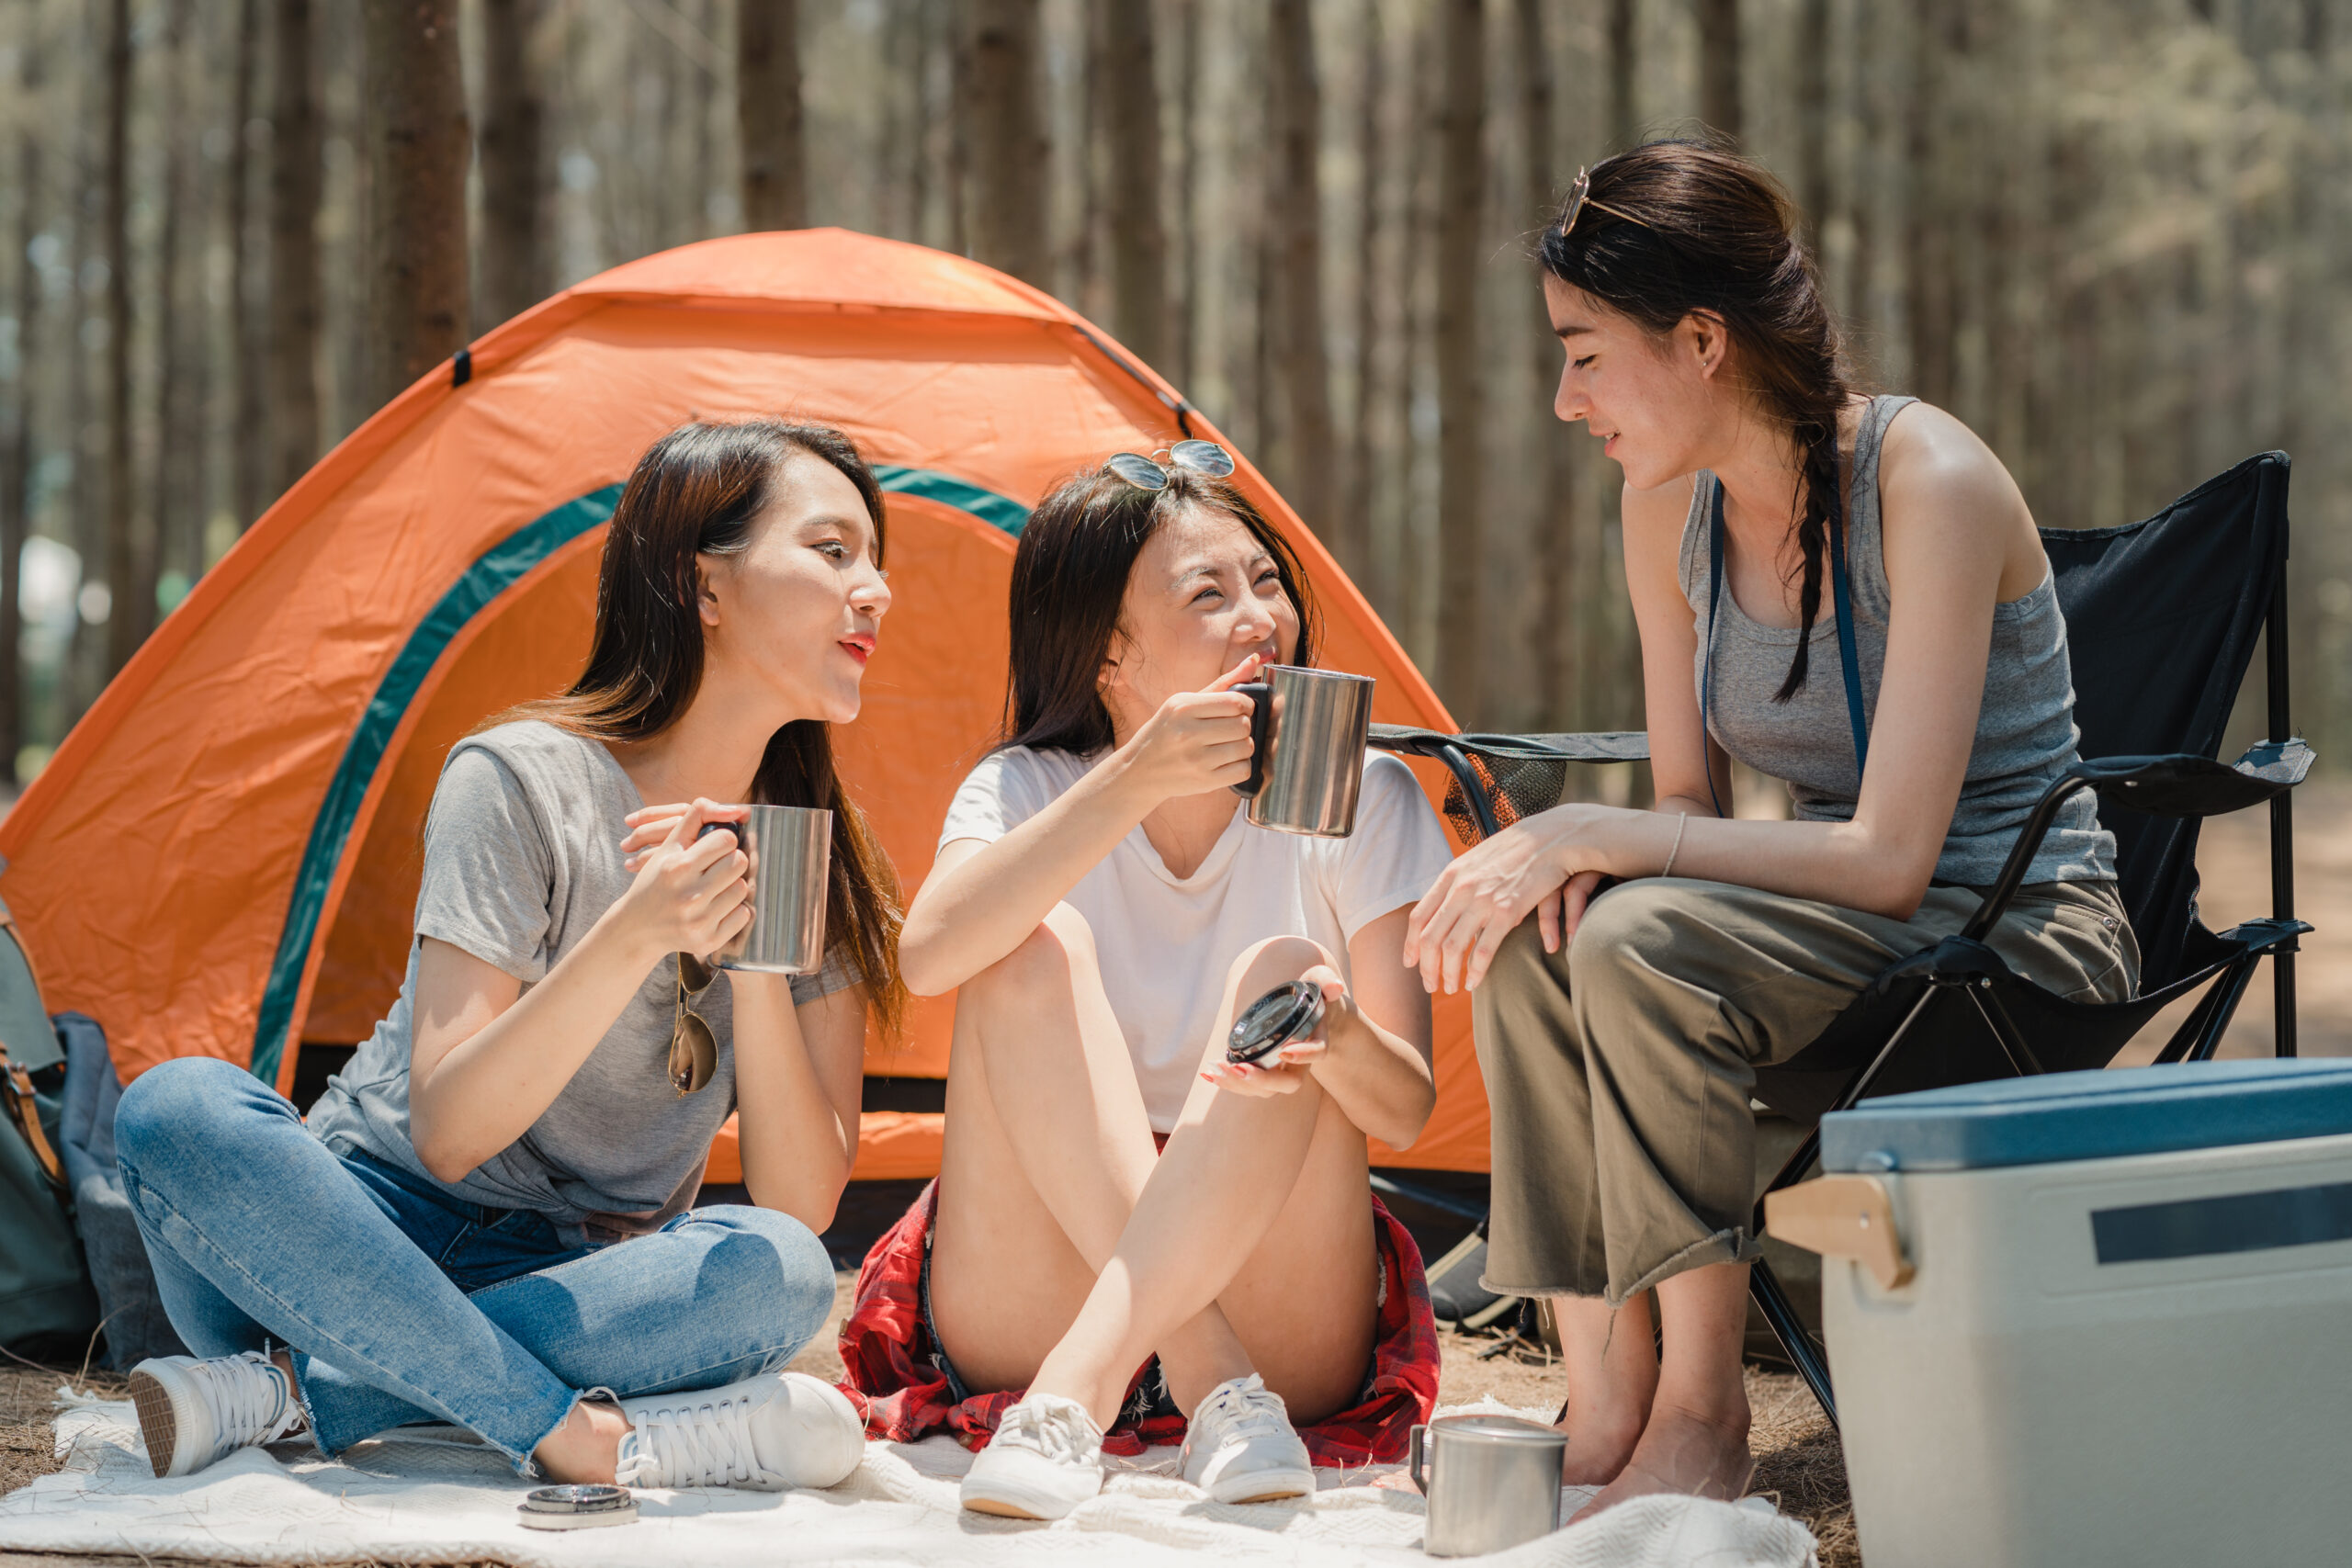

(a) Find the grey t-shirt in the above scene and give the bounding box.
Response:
[307,720,854,1245]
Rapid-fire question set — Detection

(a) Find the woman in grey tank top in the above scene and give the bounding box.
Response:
[111,422,906,1494]
[1403,144,2138,1513]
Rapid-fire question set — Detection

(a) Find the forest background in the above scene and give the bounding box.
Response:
[0,0,2344,789]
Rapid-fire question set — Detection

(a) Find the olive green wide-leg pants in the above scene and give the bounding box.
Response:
[1470,877,2137,1304]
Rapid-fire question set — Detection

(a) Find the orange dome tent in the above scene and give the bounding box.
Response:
[0,231,1492,1177]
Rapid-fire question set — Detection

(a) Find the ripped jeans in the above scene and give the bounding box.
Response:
[113,1056,836,1472]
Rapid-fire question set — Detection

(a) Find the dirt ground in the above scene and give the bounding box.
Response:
[4,786,2340,1568]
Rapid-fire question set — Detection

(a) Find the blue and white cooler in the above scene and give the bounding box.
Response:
[1767,1059,2352,1568]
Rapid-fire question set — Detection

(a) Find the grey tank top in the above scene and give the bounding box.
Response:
[1679,395,2116,888]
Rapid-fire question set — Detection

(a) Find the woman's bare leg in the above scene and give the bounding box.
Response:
[929,907,1256,1404]
[1583,1262,1754,1514]
[1550,1291,1658,1486]
[1020,935,1379,1427]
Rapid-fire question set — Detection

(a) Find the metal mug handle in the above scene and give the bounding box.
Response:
[1408,1423,1429,1495]
[1228,682,1272,798]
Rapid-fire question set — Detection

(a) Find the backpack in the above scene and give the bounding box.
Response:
[0,897,100,1354]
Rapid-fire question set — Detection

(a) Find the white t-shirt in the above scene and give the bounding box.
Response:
[938,746,1457,1131]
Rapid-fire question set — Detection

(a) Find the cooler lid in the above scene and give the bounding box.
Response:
[1820,1060,2352,1173]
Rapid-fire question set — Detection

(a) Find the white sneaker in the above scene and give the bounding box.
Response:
[613,1371,865,1491]
[129,1351,306,1478]
[958,1393,1105,1519]
[1182,1374,1314,1504]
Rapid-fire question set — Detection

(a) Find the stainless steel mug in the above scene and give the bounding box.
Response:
[1409,1415,1568,1557]
[709,805,831,975]
[1230,664,1375,837]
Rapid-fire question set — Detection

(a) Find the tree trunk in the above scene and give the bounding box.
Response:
[1904,0,1956,406]
[363,0,469,412]
[269,0,325,500]
[1102,0,1167,367]
[1697,0,1741,142]
[1170,0,1201,389]
[1794,0,1829,245]
[230,0,267,533]
[0,32,41,767]
[1433,0,1483,721]
[102,0,140,676]
[965,0,1048,286]
[147,0,197,628]
[1339,0,1385,585]
[478,0,548,328]
[739,1,807,230]
[1516,0,1575,726]
[1607,0,1636,149]
[1268,0,1334,537]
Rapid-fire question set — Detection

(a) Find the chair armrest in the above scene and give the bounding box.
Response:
[1366,726,1650,764]
[1962,738,2313,942]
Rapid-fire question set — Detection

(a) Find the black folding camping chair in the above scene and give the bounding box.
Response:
[1374,451,2312,1427]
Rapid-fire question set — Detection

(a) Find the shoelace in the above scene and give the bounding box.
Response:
[1000,1398,1098,1467]
[629,1392,762,1487]
[194,1353,300,1447]
[1195,1381,1289,1449]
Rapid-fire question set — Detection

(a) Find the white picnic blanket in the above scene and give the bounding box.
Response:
[0,1392,1817,1567]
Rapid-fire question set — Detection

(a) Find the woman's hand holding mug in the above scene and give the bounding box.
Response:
[1115,652,1267,804]
[613,798,752,962]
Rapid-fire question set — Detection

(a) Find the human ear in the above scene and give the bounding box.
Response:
[695,558,723,628]
[1686,311,1728,378]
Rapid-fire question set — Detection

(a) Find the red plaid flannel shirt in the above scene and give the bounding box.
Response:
[835,1179,1441,1465]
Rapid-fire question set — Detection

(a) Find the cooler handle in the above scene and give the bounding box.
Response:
[1765,1174,1915,1290]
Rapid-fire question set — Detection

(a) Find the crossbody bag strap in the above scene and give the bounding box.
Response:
[1702,471,1872,807]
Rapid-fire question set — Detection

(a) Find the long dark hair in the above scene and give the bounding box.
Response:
[497,419,907,1036]
[1540,140,1854,702]
[1003,464,1319,755]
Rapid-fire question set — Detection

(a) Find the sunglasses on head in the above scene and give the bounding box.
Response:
[1558,165,1652,240]
[670,953,719,1097]
[1103,439,1237,492]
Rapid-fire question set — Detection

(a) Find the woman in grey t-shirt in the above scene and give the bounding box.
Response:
[113,421,906,1495]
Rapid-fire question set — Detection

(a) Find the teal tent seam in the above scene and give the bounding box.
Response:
[248,468,1030,1082]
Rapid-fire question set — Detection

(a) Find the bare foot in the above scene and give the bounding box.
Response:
[1573,1400,1753,1521]
[1555,1390,1651,1488]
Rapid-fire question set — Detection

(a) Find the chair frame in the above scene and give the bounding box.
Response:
[1371,504,2312,1429]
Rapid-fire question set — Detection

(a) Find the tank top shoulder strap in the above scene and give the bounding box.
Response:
[1841,395,1917,622]
[1678,470,1717,611]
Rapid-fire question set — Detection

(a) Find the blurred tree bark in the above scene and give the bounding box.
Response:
[478,0,548,328]
[148,0,196,617]
[102,0,139,674]
[1516,0,1575,724]
[1102,0,1168,368]
[1268,0,1333,537]
[363,0,469,410]
[1170,0,1201,390]
[1608,0,1636,148]
[967,0,1049,286]
[1905,0,1957,408]
[1434,0,1483,718]
[1794,0,1828,243]
[1698,0,1740,141]
[0,26,40,767]
[230,0,267,533]
[1339,0,1385,587]
[738,2,807,230]
[269,0,324,498]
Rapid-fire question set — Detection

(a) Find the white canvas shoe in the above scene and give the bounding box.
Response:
[612,1371,865,1491]
[129,1350,306,1478]
[1182,1374,1315,1504]
[958,1393,1105,1519]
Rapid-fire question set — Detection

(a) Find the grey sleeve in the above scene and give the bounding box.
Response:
[787,943,860,1006]
[413,745,557,982]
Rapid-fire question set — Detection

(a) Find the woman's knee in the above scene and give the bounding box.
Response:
[967,905,1098,1004]
[676,1205,837,1359]
[114,1055,288,1172]
[1222,933,1335,996]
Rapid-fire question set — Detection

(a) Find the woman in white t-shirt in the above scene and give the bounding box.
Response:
[886,445,1455,1520]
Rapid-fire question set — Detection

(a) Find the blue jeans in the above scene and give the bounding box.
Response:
[114,1056,836,1473]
